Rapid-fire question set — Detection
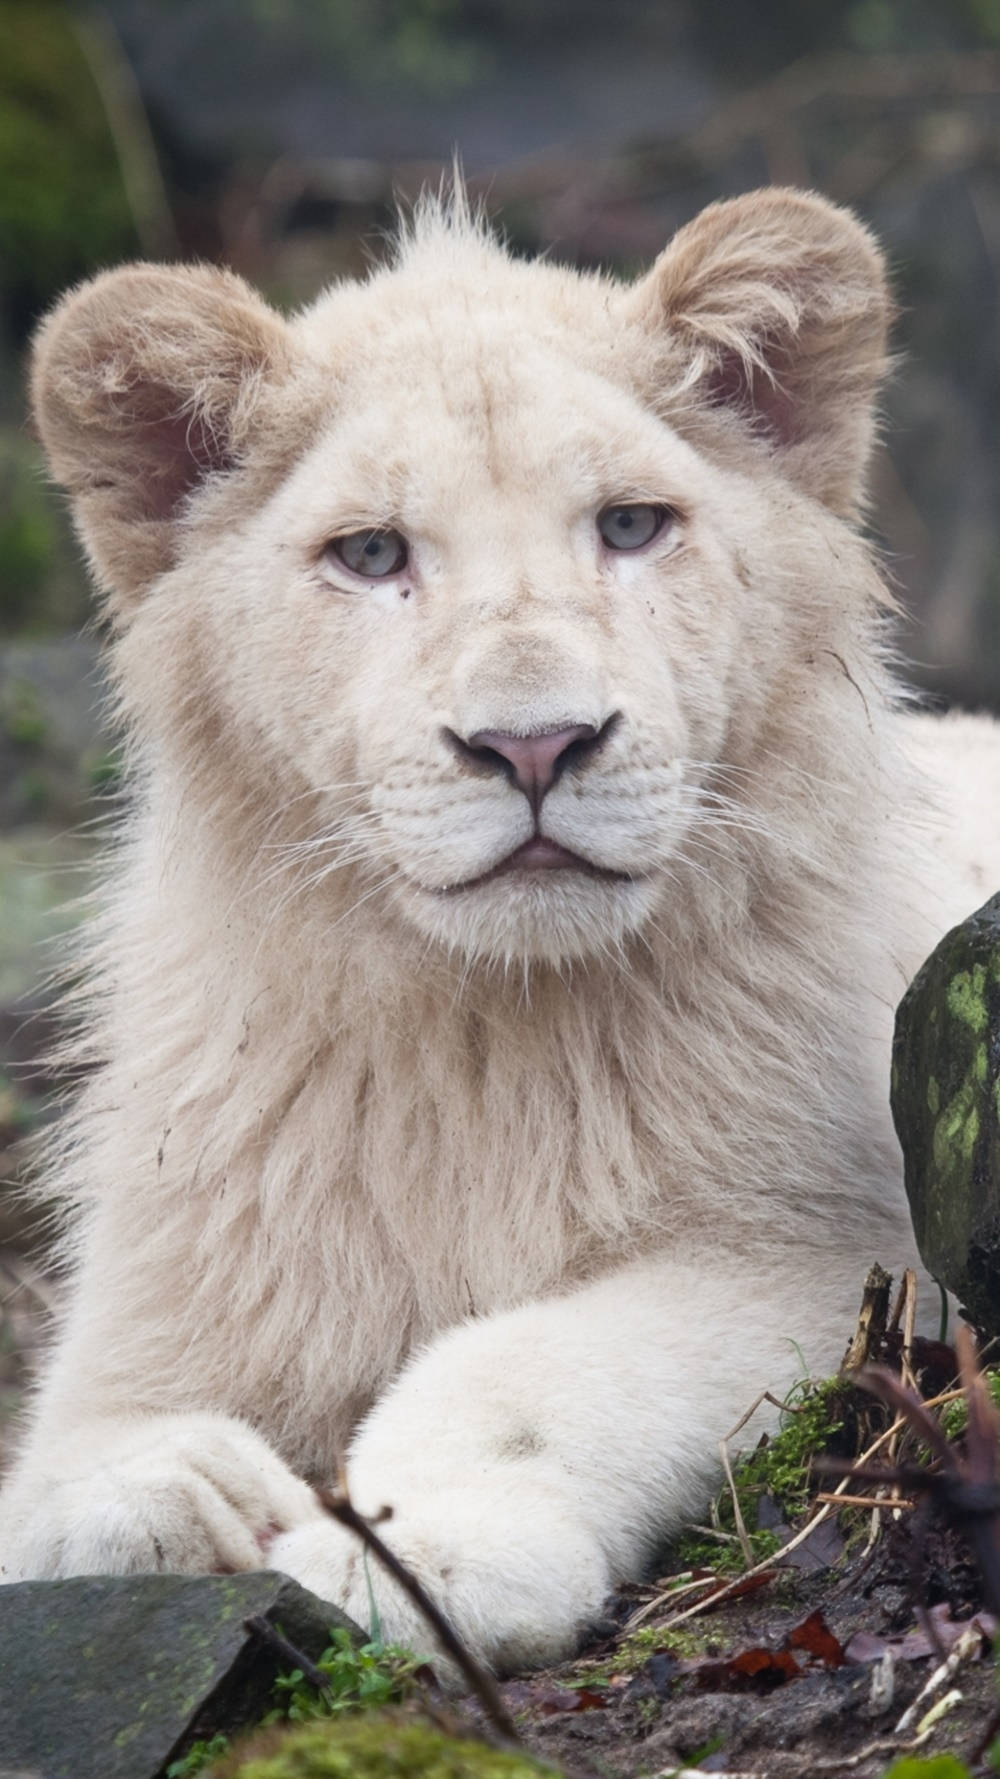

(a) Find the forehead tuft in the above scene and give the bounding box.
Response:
[398,183,501,265]
[293,191,619,367]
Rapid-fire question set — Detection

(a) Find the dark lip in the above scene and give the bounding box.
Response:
[437,835,636,895]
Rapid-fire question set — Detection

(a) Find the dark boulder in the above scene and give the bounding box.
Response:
[0,1570,361,1779]
[892,891,1000,1329]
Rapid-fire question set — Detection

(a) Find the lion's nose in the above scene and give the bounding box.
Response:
[444,720,615,814]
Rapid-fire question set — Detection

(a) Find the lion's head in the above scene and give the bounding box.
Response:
[32,188,890,966]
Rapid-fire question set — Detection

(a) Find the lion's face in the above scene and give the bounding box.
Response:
[33,191,889,966]
[216,306,761,966]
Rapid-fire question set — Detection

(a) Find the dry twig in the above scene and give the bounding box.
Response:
[894,1625,982,1735]
[843,1263,892,1372]
[628,1409,912,1634]
[243,1615,334,1701]
[813,1491,915,1511]
[315,1482,521,1745]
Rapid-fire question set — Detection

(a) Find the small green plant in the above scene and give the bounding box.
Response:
[940,1369,1000,1438]
[265,1627,425,1724]
[166,1627,425,1777]
[166,1734,231,1778]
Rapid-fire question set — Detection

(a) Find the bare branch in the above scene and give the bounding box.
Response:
[315,1483,521,1746]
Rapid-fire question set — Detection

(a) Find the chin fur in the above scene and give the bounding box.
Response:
[394,871,657,967]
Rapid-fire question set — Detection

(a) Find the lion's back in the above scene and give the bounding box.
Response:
[897,709,1000,937]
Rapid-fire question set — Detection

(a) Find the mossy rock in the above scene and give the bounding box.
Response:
[208,1716,556,1779]
[891,892,1000,1329]
[0,1573,362,1779]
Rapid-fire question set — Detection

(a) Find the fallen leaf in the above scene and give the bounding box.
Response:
[683,1644,802,1690]
[786,1608,845,1667]
[779,1514,846,1572]
[536,1685,610,1713]
[844,1601,997,1665]
[678,1607,845,1690]
[844,1627,933,1663]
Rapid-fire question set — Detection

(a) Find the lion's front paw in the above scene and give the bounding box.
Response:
[269,1518,383,1631]
[270,1491,611,1679]
[0,1413,322,1581]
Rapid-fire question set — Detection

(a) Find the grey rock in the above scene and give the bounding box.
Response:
[891,891,1000,1329]
[0,1570,362,1779]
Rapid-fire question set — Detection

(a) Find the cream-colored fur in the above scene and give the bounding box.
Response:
[2,188,999,1674]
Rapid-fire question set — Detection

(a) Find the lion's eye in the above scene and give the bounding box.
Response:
[598,504,669,551]
[329,528,408,578]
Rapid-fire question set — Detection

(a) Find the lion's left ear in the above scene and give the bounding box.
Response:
[625,188,892,516]
[31,262,293,615]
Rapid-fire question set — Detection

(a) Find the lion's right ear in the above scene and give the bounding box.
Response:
[624,189,891,517]
[31,263,291,611]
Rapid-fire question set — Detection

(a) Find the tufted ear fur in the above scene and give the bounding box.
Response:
[627,188,892,516]
[31,263,292,611]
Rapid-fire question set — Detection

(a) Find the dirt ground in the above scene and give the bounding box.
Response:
[477,1535,1000,1778]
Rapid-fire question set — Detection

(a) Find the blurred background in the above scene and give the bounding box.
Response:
[1,0,1000,1415]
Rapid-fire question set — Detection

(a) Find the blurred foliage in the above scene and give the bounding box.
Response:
[243,0,487,92]
[0,829,93,1003]
[0,433,86,634]
[687,0,1000,68]
[134,0,1000,76]
[0,1,138,340]
[194,0,1000,62]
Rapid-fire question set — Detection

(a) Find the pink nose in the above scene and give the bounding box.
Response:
[465,724,599,812]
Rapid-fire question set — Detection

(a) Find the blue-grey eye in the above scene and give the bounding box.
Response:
[598,504,669,551]
[330,528,408,578]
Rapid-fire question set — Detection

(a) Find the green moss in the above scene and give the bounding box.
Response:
[945,965,988,1034]
[882,1757,977,1777]
[926,1076,940,1114]
[933,1080,981,1171]
[671,1525,782,1575]
[757,1380,846,1502]
[209,1718,553,1779]
[940,1368,1000,1438]
[607,1623,712,1670]
[672,1377,845,1576]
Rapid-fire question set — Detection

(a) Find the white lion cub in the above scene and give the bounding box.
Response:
[2,187,998,1674]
